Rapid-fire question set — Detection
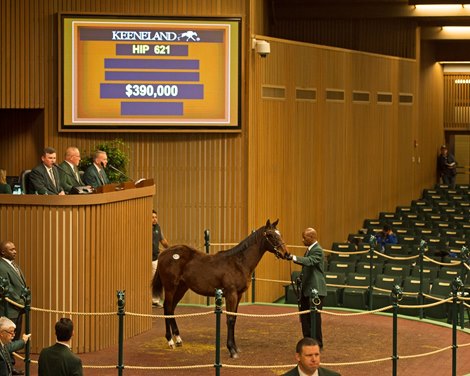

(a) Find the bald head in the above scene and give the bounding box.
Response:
[302,228,317,246]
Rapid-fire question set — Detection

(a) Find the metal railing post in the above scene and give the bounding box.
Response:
[251,271,256,303]
[214,289,223,376]
[368,236,376,311]
[21,287,31,376]
[451,277,464,376]
[117,290,126,376]
[310,288,319,340]
[0,277,9,317]
[205,229,211,306]
[418,240,427,319]
[391,284,403,376]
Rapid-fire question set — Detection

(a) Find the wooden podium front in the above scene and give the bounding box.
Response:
[0,184,155,353]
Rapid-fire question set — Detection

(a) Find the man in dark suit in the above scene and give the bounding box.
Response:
[82,150,111,188]
[282,337,340,376]
[0,241,29,375]
[28,147,65,195]
[38,318,83,376]
[0,317,31,376]
[286,228,327,347]
[58,147,86,194]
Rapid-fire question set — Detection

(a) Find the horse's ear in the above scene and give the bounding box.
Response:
[266,219,271,228]
[272,219,279,228]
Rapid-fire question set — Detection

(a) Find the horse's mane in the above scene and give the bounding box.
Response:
[220,226,264,256]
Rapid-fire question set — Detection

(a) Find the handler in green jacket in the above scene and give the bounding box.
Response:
[286,228,327,348]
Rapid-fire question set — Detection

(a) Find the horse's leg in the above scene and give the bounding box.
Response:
[225,292,241,358]
[163,289,176,348]
[168,283,188,348]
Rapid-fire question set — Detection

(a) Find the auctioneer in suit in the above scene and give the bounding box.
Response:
[28,164,64,195]
[82,164,110,188]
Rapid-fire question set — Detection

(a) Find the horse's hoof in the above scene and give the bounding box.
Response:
[168,339,175,349]
[174,335,183,347]
[230,352,239,359]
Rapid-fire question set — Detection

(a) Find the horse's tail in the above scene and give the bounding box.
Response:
[152,265,163,299]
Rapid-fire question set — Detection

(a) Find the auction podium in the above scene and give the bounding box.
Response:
[0,181,155,353]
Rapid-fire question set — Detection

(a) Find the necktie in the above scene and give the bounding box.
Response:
[0,345,12,374]
[99,169,105,184]
[49,168,56,187]
[74,166,81,183]
[11,262,21,277]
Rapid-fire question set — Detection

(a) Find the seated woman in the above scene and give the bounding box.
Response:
[0,169,12,194]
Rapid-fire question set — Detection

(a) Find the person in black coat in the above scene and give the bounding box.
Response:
[0,241,28,375]
[282,337,341,376]
[0,317,31,376]
[38,318,83,376]
[437,145,457,188]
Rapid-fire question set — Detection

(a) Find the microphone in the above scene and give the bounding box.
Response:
[54,163,92,194]
[54,163,76,180]
[102,162,133,182]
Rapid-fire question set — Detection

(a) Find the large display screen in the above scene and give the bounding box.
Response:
[59,15,241,132]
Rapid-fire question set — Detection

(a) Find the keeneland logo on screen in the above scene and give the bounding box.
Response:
[111,30,200,42]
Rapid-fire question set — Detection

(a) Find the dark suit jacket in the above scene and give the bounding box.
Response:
[38,343,83,376]
[29,164,64,195]
[82,164,110,188]
[59,161,84,194]
[293,242,327,297]
[282,365,341,376]
[0,258,27,319]
[0,184,12,194]
[0,340,27,376]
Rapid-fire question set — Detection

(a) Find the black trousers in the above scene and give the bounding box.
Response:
[299,295,324,347]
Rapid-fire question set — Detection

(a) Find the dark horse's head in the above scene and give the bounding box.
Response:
[263,219,289,259]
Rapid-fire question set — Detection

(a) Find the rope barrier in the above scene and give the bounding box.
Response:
[30,307,115,316]
[120,364,214,370]
[5,297,24,309]
[423,255,462,267]
[126,310,214,319]
[223,309,310,318]
[255,277,291,284]
[373,251,418,261]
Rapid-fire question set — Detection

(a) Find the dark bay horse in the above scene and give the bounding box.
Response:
[152,219,289,358]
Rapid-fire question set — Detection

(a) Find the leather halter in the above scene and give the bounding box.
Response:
[263,230,285,259]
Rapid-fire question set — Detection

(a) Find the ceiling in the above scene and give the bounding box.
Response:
[270,0,470,62]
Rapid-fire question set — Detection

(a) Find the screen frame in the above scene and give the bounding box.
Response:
[58,13,242,133]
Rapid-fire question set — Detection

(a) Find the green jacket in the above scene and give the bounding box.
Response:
[59,161,84,194]
[293,242,327,297]
[0,259,27,319]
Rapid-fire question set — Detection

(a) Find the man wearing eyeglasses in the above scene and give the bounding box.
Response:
[59,147,86,194]
[0,241,28,375]
[0,316,31,376]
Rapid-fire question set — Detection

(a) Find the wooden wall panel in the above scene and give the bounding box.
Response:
[248,38,429,303]
[0,188,154,353]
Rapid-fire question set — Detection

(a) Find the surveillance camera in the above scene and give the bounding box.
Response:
[255,40,270,57]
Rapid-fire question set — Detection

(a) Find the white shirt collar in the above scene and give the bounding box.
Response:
[65,160,75,170]
[56,341,71,349]
[297,365,319,376]
[1,257,14,266]
[308,241,318,251]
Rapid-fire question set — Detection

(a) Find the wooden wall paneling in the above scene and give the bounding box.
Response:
[419,41,445,191]
[249,37,420,302]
